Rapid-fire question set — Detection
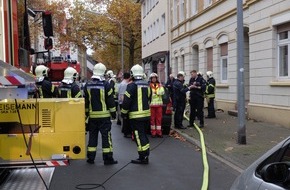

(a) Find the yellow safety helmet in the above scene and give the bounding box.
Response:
[35,65,49,82]
[62,67,78,84]
[92,63,106,78]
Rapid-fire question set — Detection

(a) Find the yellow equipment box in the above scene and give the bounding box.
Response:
[0,98,86,162]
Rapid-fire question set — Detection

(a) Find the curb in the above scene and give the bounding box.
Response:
[172,128,244,174]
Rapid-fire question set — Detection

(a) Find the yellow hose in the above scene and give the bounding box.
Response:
[183,114,209,190]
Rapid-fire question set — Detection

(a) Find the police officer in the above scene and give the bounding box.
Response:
[34,65,58,98]
[121,64,152,164]
[84,63,118,165]
[173,71,195,129]
[205,71,216,118]
[58,67,82,98]
[188,70,206,128]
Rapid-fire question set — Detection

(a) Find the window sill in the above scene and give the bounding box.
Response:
[216,84,229,88]
[269,81,290,87]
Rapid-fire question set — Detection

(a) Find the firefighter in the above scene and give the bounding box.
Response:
[34,65,58,98]
[173,71,194,129]
[84,63,118,165]
[149,73,165,138]
[121,64,152,164]
[58,67,82,98]
[205,71,216,118]
[106,70,120,123]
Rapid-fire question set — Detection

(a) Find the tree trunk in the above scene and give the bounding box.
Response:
[129,46,135,69]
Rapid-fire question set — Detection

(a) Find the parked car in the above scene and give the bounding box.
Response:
[231,136,290,190]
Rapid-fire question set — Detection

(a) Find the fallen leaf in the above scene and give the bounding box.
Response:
[225,147,234,151]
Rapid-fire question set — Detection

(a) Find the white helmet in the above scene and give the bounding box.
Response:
[197,71,203,77]
[130,64,144,79]
[206,71,213,78]
[106,70,116,78]
[62,67,78,84]
[178,71,186,77]
[92,63,106,78]
[149,73,158,79]
[35,65,49,82]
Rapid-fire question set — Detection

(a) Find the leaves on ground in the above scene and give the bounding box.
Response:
[225,147,234,151]
[169,130,186,142]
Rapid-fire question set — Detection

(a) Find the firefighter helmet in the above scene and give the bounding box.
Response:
[35,65,49,82]
[206,71,213,78]
[62,67,79,84]
[130,64,144,79]
[197,71,203,77]
[106,70,116,78]
[92,63,106,78]
[178,71,186,77]
[149,73,158,79]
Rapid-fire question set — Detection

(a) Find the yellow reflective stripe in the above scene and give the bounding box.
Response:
[206,94,215,98]
[103,148,111,153]
[109,107,116,112]
[100,89,106,112]
[129,110,150,119]
[108,132,113,152]
[51,85,55,93]
[88,147,97,152]
[138,88,142,112]
[89,111,110,118]
[125,91,131,98]
[75,91,82,98]
[108,88,113,96]
[68,90,72,98]
[134,130,142,151]
[88,90,92,112]
[121,109,128,114]
[39,87,43,98]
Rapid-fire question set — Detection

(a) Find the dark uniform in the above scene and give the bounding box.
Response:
[205,77,216,118]
[173,79,189,129]
[188,75,206,127]
[58,82,82,98]
[84,78,117,164]
[121,79,152,164]
[35,77,58,98]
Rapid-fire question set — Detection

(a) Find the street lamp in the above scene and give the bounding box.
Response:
[86,10,124,74]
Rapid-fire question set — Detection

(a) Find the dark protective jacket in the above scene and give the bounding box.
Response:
[205,78,216,98]
[189,76,206,98]
[84,79,116,119]
[173,79,189,108]
[35,77,58,98]
[121,79,152,120]
[58,82,82,98]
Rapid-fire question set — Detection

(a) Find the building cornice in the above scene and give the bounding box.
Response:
[171,0,261,44]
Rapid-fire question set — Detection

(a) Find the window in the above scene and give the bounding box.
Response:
[143,30,146,46]
[181,54,185,71]
[161,13,166,35]
[179,0,185,22]
[150,24,153,42]
[191,0,198,15]
[153,22,156,40]
[147,27,150,44]
[143,2,146,17]
[206,47,213,71]
[220,43,228,82]
[156,19,159,38]
[277,23,290,78]
[204,0,212,8]
[173,0,178,26]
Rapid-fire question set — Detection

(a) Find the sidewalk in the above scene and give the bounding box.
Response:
[174,110,290,172]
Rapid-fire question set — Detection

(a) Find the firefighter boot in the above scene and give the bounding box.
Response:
[151,129,156,138]
[156,130,163,138]
[103,154,118,165]
[131,156,149,165]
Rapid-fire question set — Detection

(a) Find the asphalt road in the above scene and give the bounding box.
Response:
[49,123,240,190]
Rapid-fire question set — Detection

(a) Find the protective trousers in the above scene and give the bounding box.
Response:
[120,104,131,136]
[150,106,163,136]
[189,96,204,126]
[174,101,186,128]
[87,118,114,161]
[207,97,216,118]
[130,119,150,158]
